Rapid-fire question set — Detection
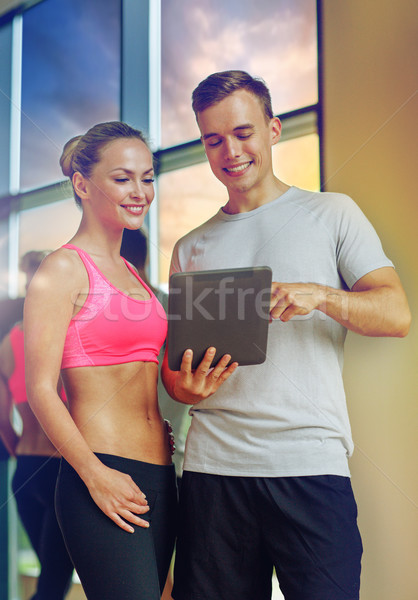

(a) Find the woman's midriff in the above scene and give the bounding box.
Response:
[61,361,171,465]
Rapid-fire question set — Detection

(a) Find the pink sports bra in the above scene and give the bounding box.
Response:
[61,244,167,369]
[8,325,67,403]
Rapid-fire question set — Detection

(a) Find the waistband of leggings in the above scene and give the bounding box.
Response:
[60,453,176,490]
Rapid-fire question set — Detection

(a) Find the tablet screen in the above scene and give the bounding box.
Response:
[167,266,272,370]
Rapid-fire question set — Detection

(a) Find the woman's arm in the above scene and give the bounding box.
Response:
[24,251,149,532]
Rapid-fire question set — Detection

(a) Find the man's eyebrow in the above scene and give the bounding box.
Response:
[202,124,254,141]
[202,132,219,141]
[233,124,254,132]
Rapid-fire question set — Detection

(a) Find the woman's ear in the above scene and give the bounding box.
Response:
[72,171,88,201]
[270,117,282,146]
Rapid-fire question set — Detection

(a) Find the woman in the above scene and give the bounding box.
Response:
[24,122,177,599]
[0,252,74,600]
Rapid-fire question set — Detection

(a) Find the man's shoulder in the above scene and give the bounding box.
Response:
[291,186,352,206]
[289,187,361,221]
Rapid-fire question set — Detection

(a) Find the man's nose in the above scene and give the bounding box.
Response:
[224,138,241,159]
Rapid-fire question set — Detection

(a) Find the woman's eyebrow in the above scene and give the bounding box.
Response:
[109,167,154,175]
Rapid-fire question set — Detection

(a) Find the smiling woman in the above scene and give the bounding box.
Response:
[23,121,177,599]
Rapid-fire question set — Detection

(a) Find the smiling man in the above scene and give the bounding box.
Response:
[162,70,411,600]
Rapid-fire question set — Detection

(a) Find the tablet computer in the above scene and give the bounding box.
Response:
[167,266,272,371]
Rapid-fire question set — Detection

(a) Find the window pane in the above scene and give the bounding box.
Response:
[20,0,121,191]
[161,0,317,147]
[18,197,81,294]
[158,163,225,285]
[158,133,319,285]
[273,133,320,192]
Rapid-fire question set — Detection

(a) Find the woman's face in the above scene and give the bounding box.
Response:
[79,137,155,230]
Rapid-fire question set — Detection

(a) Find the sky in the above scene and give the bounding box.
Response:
[161,0,317,146]
[18,0,317,189]
[19,0,120,190]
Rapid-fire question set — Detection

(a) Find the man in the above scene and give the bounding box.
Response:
[162,70,411,600]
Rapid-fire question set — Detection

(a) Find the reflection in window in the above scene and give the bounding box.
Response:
[161,0,317,147]
[158,134,319,285]
[20,0,121,191]
[18,197,81,295]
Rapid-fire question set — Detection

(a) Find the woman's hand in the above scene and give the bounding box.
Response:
[86,464,150,533]
[170,347,238,405]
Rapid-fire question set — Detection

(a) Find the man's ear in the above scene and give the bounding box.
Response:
[270,117,282,146]
[72,172,89,200]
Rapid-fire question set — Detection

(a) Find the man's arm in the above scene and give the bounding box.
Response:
[270,266,411,337]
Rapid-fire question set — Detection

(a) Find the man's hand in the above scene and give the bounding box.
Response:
[269,268,411,338]
[163,347,238,405]
[270,282,325,322]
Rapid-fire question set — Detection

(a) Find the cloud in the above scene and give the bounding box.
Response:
[161,0,318,146]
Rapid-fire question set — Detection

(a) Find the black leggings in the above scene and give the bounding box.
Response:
[55,453,177,600]
[11,456,74,600]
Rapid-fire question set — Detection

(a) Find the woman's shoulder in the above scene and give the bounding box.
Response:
[28,246,87,296]
[41,245,84,272]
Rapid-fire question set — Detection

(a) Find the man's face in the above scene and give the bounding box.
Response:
[197,89,281,198]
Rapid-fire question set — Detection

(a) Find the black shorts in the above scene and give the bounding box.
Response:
[173,472,363,600]
[56,454,178,600]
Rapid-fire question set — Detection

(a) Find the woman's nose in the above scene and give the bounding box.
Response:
[131,182,146,199]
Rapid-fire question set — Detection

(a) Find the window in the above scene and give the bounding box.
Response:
[158,0,319,285]
[20,0,121,191]
[161,0,318,148]
[18,197,81,294]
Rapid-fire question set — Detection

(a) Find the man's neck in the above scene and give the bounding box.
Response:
[223,178,290,215]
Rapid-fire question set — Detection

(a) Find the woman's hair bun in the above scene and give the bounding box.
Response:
[59,135,83,177]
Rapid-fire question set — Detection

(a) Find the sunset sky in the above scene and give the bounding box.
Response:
[18,0,317,188]
[161,0,317,146]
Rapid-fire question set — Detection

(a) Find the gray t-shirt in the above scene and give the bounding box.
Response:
[171,187,394,477]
